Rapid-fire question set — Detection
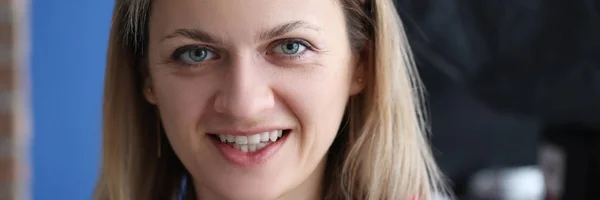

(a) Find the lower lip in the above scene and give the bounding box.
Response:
[209,131,290,167]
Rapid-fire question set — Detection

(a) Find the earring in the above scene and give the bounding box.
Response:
[358,78,364,83]
[156,111,161,158]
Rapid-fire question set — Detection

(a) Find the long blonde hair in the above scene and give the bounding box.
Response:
[95,0,449,199]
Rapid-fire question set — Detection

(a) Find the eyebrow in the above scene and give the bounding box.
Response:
[161,28,224,44]
[160,20,321,44]
[258,20,321,41]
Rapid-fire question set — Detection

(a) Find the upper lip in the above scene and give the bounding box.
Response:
[207,127,290,136]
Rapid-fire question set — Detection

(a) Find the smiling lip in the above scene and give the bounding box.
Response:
[209,130,290,167]
[208,127,289,136]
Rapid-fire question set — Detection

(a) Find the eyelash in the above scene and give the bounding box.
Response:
[169,38,316,68]
[269,38,315,59]
[169,45,217,68]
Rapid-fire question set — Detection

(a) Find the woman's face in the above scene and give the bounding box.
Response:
[146,0,364,199]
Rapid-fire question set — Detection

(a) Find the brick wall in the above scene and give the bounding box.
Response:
[0,0,30,199]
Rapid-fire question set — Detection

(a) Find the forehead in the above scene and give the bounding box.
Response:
[148,0,345,40]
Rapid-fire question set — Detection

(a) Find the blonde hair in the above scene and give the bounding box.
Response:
[95,0,449,199]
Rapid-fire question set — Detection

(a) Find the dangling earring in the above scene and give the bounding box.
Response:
[156,111,162,158]
[358,78,364,84]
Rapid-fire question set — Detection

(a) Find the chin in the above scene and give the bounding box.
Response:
[201,173,289,200]
[210,183,284,200]
[223,192,280,200]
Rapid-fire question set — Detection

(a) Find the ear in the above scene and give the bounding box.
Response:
[144,78,157,105]
[349,65,366,96]
[349,48,370,96]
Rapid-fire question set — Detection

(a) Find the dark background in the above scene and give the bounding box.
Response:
[396,0,599,199]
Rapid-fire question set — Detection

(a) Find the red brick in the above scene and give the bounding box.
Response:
[0,68,13,91]
[0,23,11,45]
[0,1,26,199]
[0,114,11,134]
[0,159,13,182]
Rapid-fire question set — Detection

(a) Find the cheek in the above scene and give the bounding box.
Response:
[278,60,353,150]
[153,74,216,137]
[299,72,349,112]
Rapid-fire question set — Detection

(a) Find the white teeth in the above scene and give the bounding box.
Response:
[226,135,235,143]
[248,144,257,152]
[248,134,261,144]
[257,143,266,149]
[218,130,287,152]
[235,136,248,144]
[260,132,270,142]
[269,131,278,142]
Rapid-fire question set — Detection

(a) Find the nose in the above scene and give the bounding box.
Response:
[213,56,275,118]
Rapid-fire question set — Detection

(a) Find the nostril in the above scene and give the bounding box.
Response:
[212,92,228,114]
[212,86,275,117]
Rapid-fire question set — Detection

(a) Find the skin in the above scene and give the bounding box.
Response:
[144,0,364,199]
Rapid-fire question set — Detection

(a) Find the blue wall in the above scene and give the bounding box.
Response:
[31,1,114,199]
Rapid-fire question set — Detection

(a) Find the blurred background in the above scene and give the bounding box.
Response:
[0,0,598,199]
[2,0,112,199]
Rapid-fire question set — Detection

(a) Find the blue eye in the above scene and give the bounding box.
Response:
[178,47,216,64]
[273,41,307,55]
